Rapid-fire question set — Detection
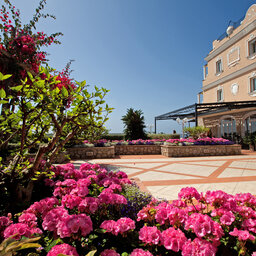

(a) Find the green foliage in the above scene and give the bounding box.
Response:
[0,236,41,256]
[121,108,147,140]
[147,133,180,140]
[183,126,210,139]
[101,133,125,141]
[0,67,112,215]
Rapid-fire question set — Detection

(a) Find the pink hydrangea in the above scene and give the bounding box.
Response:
[168,208,187,227]
[57,214,93,238]
[100,249,120,256]
[185,213,223,241]
[182,238,217,256]
[47,243,79,256]
[130,248,153,256]
[61,194,82,209]
[219,211,235,226]
[242,218,256,233]
[178,187,200,201]
[0,216,12,230]
[139,226,162,245]
[4,223,42,240]
[18,213,37,227]
[42,207,69,232]
[78,197,99,214]
[229,228,255,241]
[161,227,187,252]
[25,197,59,217]
[100,220,120,236]
[117,217,135,234]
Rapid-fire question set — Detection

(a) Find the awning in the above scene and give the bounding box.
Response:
[154,100,256,133]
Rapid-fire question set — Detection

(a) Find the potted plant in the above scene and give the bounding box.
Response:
[242,134,254,151]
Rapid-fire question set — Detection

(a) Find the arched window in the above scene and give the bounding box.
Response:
[244,114,256,136]
[220,117,236,140]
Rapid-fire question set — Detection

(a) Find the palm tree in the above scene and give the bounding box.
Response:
[121,108,147,140]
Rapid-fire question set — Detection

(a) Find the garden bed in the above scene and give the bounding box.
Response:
[161,144,242,157]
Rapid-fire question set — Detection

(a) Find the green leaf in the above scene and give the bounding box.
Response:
[18,243,41,250]
[2,74,12,80]
[0,88,6,98]
[86,250,97,256]
[0,100,8,104]
[44,238,62,253]
[61,87,68,97]
[11,85,23,91]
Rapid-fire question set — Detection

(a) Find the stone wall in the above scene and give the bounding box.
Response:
[66,146,115,159]
[161,144,241,157]
[115,145,161,155]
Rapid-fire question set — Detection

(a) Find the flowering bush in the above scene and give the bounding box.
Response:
[81,138,234,148]
[0,163,255,255]
[165,137,234,146]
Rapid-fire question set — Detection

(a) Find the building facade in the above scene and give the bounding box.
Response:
[200,4,256,141]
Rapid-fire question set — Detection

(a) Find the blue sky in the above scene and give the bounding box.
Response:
[10,0,256,134]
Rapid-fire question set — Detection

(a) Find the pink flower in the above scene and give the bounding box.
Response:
[219,211,235,226]
[130,248,153,256]
[78,197,99,214]
[161,227,187,252]
[42,207,68,232]
[178,187,200,200]
[18,213,37,227]
[0,216,12,230]
[47,244,79,256]
[25,197,59,217]
[185,213,223,242]
[139,226,162,245]
[100,220,120,236]
[100,249,120,256]
[61,194,82,209]
[229,228,255,241]
[182,238,217,256]
[117,217,135,234]
[4,223,41,240]
[57,214,93,238]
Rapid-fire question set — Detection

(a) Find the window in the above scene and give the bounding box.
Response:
[248,38,256,57]
[203,64,208,79]
[220,118,236,141]
[216,59,222,74]
[244,114,256,136]
[217,88,223,102]
[250,77,256,93]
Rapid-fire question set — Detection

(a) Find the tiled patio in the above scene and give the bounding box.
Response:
[72,150,256,201]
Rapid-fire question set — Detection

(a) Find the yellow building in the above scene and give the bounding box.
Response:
[200,4,256,140]
[156,4,256,142]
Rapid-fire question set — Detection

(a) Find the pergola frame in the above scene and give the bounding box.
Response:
[154,100,256,133]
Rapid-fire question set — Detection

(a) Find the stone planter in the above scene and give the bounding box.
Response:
[161,144,241,157]
[115,145,161,155]
[66,146,115,159]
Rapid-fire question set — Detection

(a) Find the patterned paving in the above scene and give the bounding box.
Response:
[76,153,256,200]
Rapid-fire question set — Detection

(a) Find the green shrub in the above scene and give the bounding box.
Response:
[101,134,125,140]
[147,133,180,140]
[183,126,210,139]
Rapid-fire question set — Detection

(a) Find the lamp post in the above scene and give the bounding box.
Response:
[176,117,188,138]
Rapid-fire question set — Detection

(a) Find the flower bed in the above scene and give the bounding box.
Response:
[63,138,239,159]
[161,144,242,157]
[0,163,255,256]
